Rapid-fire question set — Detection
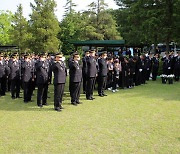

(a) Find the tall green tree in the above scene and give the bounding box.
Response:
[0,11,13,45]
[85,0,121,40]
[11,4,32,53]
[114,0,179,51]
[29,0,61,53]
[64,0,77,14]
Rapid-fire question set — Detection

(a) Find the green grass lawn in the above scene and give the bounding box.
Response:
[0,79,180,153]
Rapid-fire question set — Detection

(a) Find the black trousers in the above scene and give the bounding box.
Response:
[54,83,65,108]
[82,74,87,93]
[121,72,130,88]
[0,77,7,96]
[11,78,21,98]
[152,67,158,81]
[107,72,113,88]
[98,76,107,95]
[23,80,33,102]
[37,83,48,106]
[174,68,180,81]
[112,77,119,90]
[86,77,96,99]
[70,82,81,103]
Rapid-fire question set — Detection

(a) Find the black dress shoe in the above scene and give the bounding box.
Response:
[16,96,22,98]
[38,105,43,108]
[77,101,83,104]
[71,102,77,106]
[12,96,16,99]
[42,103,48,106]
[91,97,95,100]
[60,105,64,109]
[87,98,93,100]
[103,94,107,96]
[99,94,104,97]
[55,108,61,112]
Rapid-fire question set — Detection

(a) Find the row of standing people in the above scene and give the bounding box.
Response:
[0,51,179,111]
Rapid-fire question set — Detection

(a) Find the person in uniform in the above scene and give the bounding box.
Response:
[35,54,49,107]
[8,54,21,99]
[82,51,89,94]
[69,53,83,105]
[0,53,10,96]
[21,55,35,103]
[161,52,172,75]
[52,53,66,112]
[86,50,97,100]
[174,51,180,81]
[152,54,159,81]
[112,61,120,93]
[121,57,130,89]
[97,52,108,97]
[106,57,114,90]
[129,57,137,88]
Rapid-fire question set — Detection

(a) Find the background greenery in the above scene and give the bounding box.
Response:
[0,79,179,153]
[1,0,179,54]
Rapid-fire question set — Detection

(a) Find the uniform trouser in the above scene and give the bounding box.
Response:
[37,83,48,106]
[86,77,96,99]
[82,74,87,92]
[136,71,142,85]
[129,74,134,87]
[98,76,107,95]
[0,76,7,96]
[112,77,119,90]
[146,69,151,80]
[70,82,81,103]
[23,80,33,102]
[54,83,65,108]
[174,68,180,81]
[107,72,113,88]
[11,78,21,97]
[152,67,158,81]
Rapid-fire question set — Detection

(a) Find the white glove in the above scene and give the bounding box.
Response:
[139,69,143,72]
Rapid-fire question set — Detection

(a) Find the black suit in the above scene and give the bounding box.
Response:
[136,59,145,85]
[121,62,130,88]
[82,56,88,93]
[86,56,97,99]
[35,60,49,106]
[152,57,159,81]
[97,58,108,95]
[144,57,152,80]
[69,60,82,103]
[174,56,180,81]
[52,61,66,109]
[0,60,10,96]
[129,59,136,87]
[161,57,172,75]
[22,61,34,102]
[8,60,21,98]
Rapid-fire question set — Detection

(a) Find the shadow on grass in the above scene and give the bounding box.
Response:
[0,79,179,112]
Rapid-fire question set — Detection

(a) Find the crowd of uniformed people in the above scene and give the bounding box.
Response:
[0,49,179,112]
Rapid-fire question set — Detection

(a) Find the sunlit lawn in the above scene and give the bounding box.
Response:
[0,79,180,153]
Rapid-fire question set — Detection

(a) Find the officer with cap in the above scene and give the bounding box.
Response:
[8,54,21,99]
[35,53,49,107]
[69,53,83,106]
[22,54,35,103]
[52,53,66,112]
[0,53,10,96]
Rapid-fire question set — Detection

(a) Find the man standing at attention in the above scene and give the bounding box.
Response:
[86,50,97,100]
[52,53,66,112]
[69,53,83,106]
